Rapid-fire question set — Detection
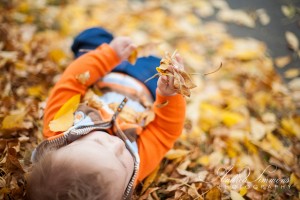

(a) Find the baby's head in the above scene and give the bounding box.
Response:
[27,131,134,200]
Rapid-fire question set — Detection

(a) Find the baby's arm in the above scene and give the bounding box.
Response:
[137,54,186,182]
[43,37,135,138]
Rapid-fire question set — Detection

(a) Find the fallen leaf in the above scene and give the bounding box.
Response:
[75,71,90,85]
[281,5,296,19]
[165,149,190,160]
[177,169,208,183]
[274,55,291,68]
[280,117,300,139]
[205,187,222,200]
[49,109,74,132]
[239,186,247,196]
[288,78,300,91]
[49,94,81,132]
[230,190,245,200]
[221,110,244,127]
[84,90,103,110]
[1,110,32,131]
[290,173,300,190]
[49,49,66,64]
[217,9,255,28]
[284,68,300,79]
[230,169,249,190]
[138,110,155,127]
[27,85,45,99]
[155,100,169,108]
[187,183,201,199]
[285,31,299,52]
[256,9,270,26]
[250,118,266,141]
[141,165,160,194]
[53,94,81,119]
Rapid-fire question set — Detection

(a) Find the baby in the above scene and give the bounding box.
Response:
[27,27,186,200]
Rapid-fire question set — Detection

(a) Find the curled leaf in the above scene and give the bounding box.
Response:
[155,50,197,97]
[156,100,169,108]
[76,71,90,85]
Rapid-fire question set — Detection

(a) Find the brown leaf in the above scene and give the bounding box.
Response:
[177,169,208,183]
[76,71,90,85]
[155,100,169,108]
[141,166,160,194]
[155,50,197,97]
[205,187,222,200]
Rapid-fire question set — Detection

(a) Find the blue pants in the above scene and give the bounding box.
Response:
[71,27,160,99]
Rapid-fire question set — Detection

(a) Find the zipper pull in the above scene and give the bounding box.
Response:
[112,97,128,122]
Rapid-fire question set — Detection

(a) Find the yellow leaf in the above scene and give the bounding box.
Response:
[196,155,210,166]
[156,67,168,75]
[49,109,74,132]
[2,113,25,130]
[141,165,160,194]
[221,111,244,127]
[226,140,239,158]
[290,173,300,190]
[284,68,300,79]
[27,85,44,99]
[244,138,257,154]
[49,49,66,64]
[266,133,284,151]
[205,187,221,200]
[280,117,300,139]
[128,49,138,65]
[54,94,81,119]
[165,149,190,160]
[239,186,247,196]
[230,190,245,200]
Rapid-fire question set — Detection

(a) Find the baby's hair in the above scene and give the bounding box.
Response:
[26,149,122,200]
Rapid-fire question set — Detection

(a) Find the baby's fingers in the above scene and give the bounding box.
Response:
[123,44,136,59]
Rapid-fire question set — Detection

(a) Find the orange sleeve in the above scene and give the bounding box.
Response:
[43,44,121,138]
[137,89,186,182]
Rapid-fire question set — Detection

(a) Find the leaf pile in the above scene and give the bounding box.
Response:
[0,0,299,199]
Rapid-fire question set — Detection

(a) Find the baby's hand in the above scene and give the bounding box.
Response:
[157,53,184,96]
[109,37,136,61]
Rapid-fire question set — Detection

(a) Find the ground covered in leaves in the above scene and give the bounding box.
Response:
[0,0,300,199]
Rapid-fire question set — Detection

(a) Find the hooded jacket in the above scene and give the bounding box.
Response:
[38,43,186,194]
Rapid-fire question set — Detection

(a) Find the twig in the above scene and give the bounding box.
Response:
[144,73,160,83]
[203,62,223,76]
